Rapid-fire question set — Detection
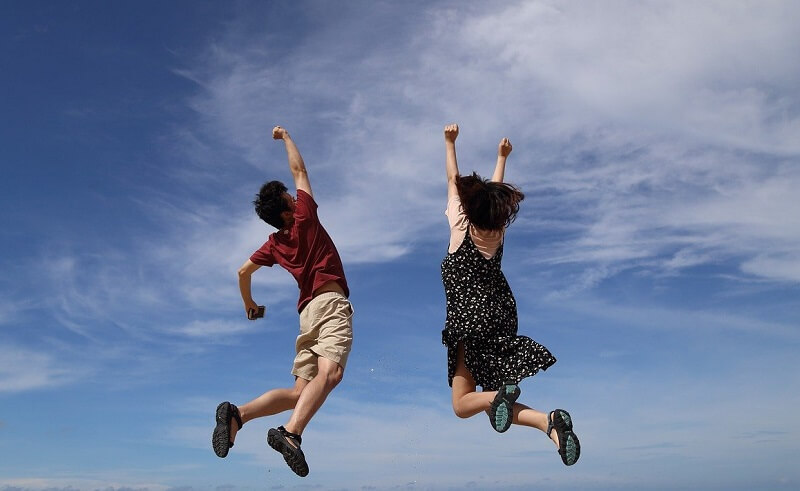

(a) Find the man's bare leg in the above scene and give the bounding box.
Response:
[262,356,343,477]
[282,356,343,440]
[228,377,309,444]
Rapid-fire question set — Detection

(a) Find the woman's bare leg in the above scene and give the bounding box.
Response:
[451,343,562,449]
[451,343,497,418]
[453,343,559,448]
[512,403,560,449]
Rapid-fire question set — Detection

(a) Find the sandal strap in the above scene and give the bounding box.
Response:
[546,411,555,438]
[231,404,243,430]
[278,425,302,446]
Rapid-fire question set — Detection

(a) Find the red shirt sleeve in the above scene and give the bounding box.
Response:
[250,240,276,266]
[294,189,318,222]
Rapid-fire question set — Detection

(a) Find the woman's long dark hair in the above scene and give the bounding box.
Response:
[455,172,524,231]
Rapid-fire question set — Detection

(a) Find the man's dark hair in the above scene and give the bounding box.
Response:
[456,172,524,231]
[253,180,290,229]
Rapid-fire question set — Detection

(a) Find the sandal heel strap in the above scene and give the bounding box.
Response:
[278,425,302,445]
[231,404,243,429]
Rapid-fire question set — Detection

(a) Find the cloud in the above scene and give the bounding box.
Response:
[525,143,800,285]
[0,296,31,327]
[556,294,800,339]
[169,318,276,341]
[8,1,796,412]
[0,480,168,491]
[462,1,800,149]
[446,1,800,287]
[163,338,800,490]
[741,254,800,283]
[165,0,800,294]
[0,346,78,393]
[4,4,799,490]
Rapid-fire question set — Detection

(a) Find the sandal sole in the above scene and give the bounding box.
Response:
[490,383,520,433]
[560,429,581,466]
[212,402,233,458]
[551,409,580,466]
[267,428,309,477]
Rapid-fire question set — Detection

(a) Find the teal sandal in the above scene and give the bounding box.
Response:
[547,409,580,466]
[488,381,520,433]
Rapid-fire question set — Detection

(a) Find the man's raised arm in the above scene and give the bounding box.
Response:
[273,126,312,197]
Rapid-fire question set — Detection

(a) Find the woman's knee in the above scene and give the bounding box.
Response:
[452,400,472,419]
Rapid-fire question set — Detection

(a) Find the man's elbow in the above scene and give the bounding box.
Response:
[291,167,308,180]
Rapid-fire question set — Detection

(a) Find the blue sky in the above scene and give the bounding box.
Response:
[1,1,799,489]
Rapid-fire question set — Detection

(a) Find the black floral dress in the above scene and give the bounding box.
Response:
[441,228,556,391]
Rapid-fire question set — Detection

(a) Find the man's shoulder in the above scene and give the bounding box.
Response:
[295,189,319,220]
[297,189,317,206]
[261,232,278,245]
[250,234,278,266]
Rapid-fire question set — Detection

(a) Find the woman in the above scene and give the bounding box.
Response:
[441,123,580,466]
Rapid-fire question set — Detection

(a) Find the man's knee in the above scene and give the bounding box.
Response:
[290,378,309,400]
[318,359,344,388]
[325,366,344,387]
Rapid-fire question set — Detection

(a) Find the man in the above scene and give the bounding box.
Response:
[212,126,353,477]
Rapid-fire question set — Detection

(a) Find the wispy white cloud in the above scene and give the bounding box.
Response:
[0,477,169,491]
[10,2,797,422]
[0,346,79,393]
[165,0,800,292]
[163,341,800,490]
[4,2,799,489]
[451,1,800,286]
[169,318,276,341]
[524,143,800,285]
[0,296,31,327]
[549,294,800,340]
[462,1,800,149]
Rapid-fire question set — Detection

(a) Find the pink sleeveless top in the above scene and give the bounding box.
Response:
[445,196,504,259]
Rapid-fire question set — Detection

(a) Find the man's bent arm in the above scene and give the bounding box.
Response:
[238,259,262,318]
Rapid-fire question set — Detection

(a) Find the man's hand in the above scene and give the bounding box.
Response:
[444,123,459,143]
[498,137,512,157]
[244,299,261,320]
[272,126,289,140]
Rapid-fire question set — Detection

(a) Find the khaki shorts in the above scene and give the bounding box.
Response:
[292,292,354,380]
